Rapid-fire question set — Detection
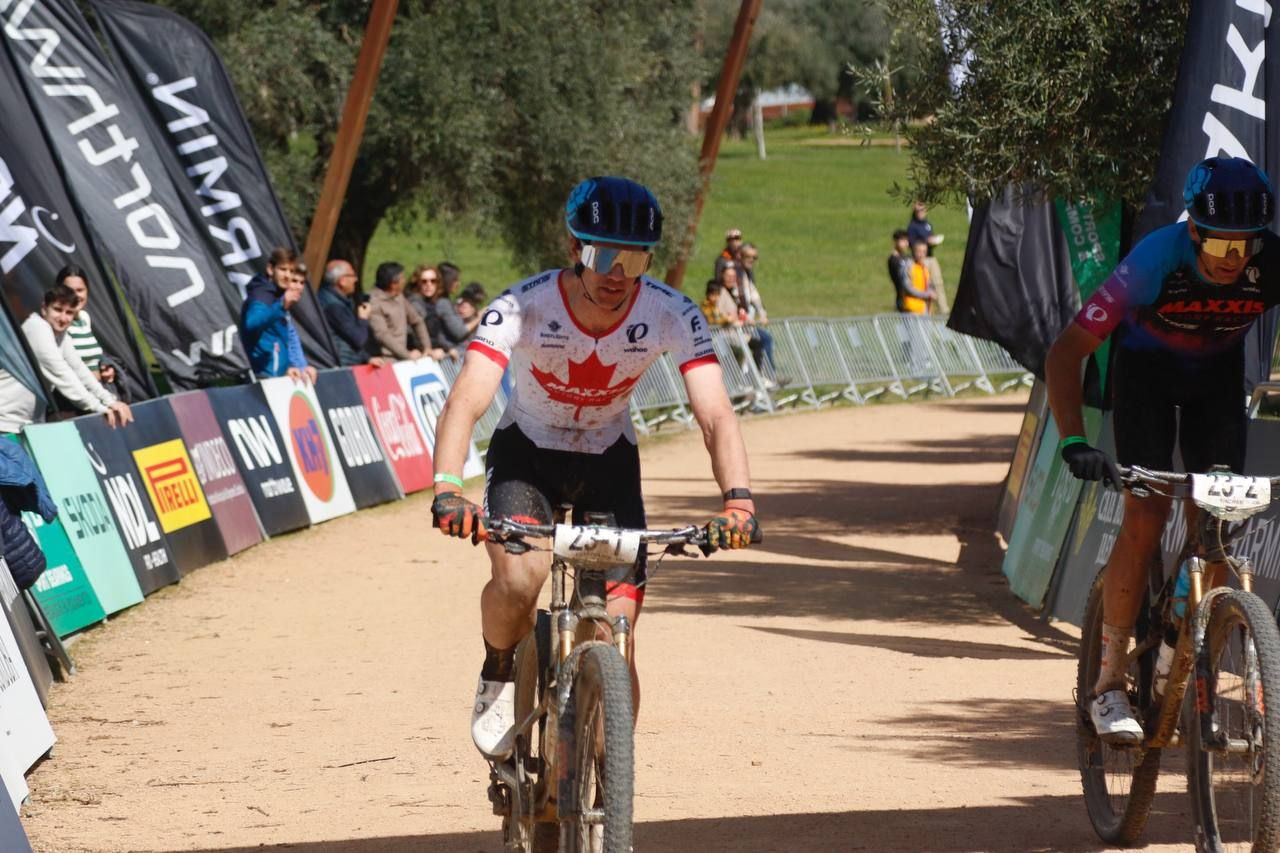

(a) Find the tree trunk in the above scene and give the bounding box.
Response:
[329,201,389,290]
[752,92,766,160]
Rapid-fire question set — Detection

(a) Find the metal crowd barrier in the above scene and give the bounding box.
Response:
[630,314,1031,431]
[435,315,1031,444]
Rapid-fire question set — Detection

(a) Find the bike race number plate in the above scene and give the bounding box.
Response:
[1190,473,1272,521]
[553,525,642,569]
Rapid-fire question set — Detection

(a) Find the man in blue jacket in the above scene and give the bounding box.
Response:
[240,247,317,383]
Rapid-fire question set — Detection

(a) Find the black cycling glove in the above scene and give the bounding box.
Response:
[431,492,486,544]
[1061,442,1123,490]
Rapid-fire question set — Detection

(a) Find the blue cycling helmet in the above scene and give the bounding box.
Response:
[1183,156,1275,232]
[565,177,663,247]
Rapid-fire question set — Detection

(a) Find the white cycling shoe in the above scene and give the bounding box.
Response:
[1090,689,1144,745]
[471,677,517,759]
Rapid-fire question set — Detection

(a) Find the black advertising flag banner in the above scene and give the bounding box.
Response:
[313,369,402,508]
[75,415,179,594]
[0,0,249,388]
[949,186,1078,377]
[0,47,149,400]
[92,0,338,369]
[122,399,228,574]
[1132,1,1278,391]
[205,384,310,537]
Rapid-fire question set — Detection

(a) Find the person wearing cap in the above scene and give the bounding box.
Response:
[1047,155,1280,745]
[714,227,744,281]
[428,176,759,762]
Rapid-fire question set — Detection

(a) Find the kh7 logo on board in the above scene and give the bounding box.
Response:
[133,439,212,533]
[288,392,335,502]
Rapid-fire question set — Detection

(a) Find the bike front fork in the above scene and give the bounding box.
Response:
[558,610,632,663]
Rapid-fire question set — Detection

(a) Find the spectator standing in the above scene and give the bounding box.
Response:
[715,227,745,280]
[240,247,317,383]
[57,264,130,401]
[723,261,777,376]
[0,439,55,589]
[905,240,937,315]
[907,200,945,253]
[367,261,437,361]
[23,285,132,426]
[318,259,374,367]
[701,279,736,327]
[408,264,465,355]
[888,230,913,311]
[455,282,488,339]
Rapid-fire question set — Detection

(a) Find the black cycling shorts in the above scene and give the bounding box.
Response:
[1111,344,1246,474]
[483,424,648,602]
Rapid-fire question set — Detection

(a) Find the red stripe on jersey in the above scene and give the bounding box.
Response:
[468,340,509,368]
[679,355,719,374]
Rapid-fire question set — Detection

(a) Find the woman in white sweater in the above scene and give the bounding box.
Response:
[22,285,132,428]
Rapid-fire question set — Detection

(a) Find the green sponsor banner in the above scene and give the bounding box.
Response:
[23,423,142,615]
[6,436,105,637]
[1002,408,1102,607]
[20,510,104,637]
[1055,198,1121,394]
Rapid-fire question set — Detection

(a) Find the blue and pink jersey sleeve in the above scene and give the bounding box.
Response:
[1075,226,1184,341]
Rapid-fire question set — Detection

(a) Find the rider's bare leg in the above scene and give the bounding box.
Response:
[480,541,550,654]
[1096,491,1172,695]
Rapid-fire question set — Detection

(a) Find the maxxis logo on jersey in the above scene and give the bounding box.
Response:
[132,439,212,533]
[288,392,335,502]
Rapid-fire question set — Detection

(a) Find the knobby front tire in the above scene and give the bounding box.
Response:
[1077,572,1161,845]
[562,644,634,853]
[1187,590,1280,853]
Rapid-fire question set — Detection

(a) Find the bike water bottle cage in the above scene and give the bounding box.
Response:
[580,243,653,277]
[1183,156,1275,232]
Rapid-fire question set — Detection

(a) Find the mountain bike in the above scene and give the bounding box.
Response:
[482,511,720,853]
[1077,465,1280,852]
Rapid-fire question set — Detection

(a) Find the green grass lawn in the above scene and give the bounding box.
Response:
[365,125,968,318]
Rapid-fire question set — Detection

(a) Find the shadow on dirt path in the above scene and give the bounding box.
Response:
[171,792,1191,853]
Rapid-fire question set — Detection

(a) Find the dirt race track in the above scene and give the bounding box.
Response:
[19,394,1203,852]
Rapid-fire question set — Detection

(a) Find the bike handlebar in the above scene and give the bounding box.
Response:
[483,516,709,547]
[1118,465,1280,489]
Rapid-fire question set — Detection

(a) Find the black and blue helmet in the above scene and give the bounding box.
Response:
[565,177,663,247]
[1183,156,1275,232]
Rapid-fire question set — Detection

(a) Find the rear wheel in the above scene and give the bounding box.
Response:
[560,644,633,853]
[1077,572,1161,845]
[1187,590,1280,853]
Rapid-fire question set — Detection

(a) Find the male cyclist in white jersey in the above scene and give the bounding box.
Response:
[429,176,760,758]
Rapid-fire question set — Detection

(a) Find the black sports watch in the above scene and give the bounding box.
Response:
[723,488,753,502]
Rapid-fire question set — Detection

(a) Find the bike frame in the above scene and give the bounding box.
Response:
[486,515,704,842]
[1115,468,1267,750]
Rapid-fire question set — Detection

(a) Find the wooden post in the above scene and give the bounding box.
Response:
[301,0,399,285]
[664,0,761,291]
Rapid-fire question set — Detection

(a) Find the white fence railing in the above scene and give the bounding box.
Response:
[447,314,1032,447]
[627,314,1031,436]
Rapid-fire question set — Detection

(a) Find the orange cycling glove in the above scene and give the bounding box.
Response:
[431,492,487,544]
[705,507,759,551]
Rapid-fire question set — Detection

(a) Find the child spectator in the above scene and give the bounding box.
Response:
[456,282,488,339]
[240,247,317,383]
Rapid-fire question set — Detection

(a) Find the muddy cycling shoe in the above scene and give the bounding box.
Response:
[1090,689,1144,745]
[471,677,517,759]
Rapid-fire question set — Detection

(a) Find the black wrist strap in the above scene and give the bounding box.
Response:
[723,487,752,502]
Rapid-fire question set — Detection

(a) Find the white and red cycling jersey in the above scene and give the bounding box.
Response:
[468,269,717,454]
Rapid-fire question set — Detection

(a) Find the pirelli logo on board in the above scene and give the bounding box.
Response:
[133,439,212,533]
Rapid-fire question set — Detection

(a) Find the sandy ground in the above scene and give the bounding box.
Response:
[17,394,1201,852]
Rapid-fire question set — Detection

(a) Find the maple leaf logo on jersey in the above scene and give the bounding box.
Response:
[529,351,642,420]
